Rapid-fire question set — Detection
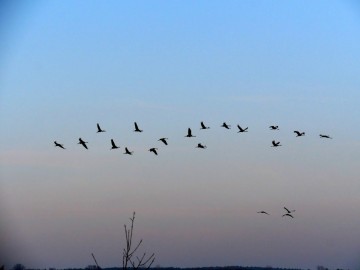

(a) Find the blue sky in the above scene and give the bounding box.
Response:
[1,1,360,269]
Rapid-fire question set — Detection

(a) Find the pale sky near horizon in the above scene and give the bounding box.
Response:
[1,1,360,269]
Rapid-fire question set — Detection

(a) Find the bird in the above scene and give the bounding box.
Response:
[78,138,88,149]
[54,141,65,149]
[284,207,295,214]
[269,125,279,130]
[134,122,143,132]
[320,134,332,139]
[149,148,158,155]
[124,147,133,155]
[282,213,294,218]
[158,138,168,145]
[271,140,281,147]
[96,123,106,133]
[221,122,231,129]
[294,130,305,137]
[185,128,196,137]
[200,121,210,130]
[257,211,270,215]
[196,143,207,149]
[110,139,120,150]
[237,125,248,133]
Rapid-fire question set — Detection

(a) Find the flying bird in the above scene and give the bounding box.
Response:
[271,140,281,147]
[200,121,210,130]
[134,122,143,132]
[294,131,305,137]
[269,125,279,130]
[185,128,196,137]
[78,138,88,149]
[257,211,270,215]
[54,141,65,149]
[282,213,294,218]
[237,125,248,133]
[221,122,231,129]
[196,143,207,149]
[158,138,168,145]
[284,207,295,214]
[110,139,120,150]
[96,123,106,133]
[124,147,133,155]
[320,134,332,139]
[149,148,158,155]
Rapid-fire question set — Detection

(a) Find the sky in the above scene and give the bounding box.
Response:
[1,0,360,269]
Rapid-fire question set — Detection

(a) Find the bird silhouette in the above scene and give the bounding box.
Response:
[237,125,248,133]
[257,211,270,215]
[196,143,207,149]
[282,213,294,218]
[54,141,65,149]
[134,122,143,132]
[124,147,133,155]
[78,138,88,149]
[221,122,231,129]
[200,121,210,130]
[294,131,305,137]
[284,207,295,214]
[97,123,106,133]
[269,125,279,130]
[271,140,281,147]
[158,138,168,145]
[185,128,196,137]
[149,148,158,155]
[320,134,332,139]
[110,139,120,150]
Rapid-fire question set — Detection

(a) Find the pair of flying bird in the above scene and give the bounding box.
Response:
[97,122,143,133]
[270,125,304,137]
[257,207,295,218]
[54,138,88,149]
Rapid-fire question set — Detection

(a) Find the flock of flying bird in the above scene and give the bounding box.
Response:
[54,121,333,219]
[258,207,296,218]
[54,121,332,153]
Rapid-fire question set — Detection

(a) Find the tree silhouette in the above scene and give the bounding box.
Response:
[12,264,25,270]
[122,212,155,270]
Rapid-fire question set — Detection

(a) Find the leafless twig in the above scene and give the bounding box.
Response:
[122,212,155,270]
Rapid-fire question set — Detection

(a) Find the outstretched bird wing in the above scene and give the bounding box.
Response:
[159,138,168,145]
[111,139,117,148]
[134,122,142,131]
[284,207,291,213]
[81,142,88,149]
[54,141,65,149]
[150,148,158,155]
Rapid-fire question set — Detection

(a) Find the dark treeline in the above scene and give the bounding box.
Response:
[27,266,307,270]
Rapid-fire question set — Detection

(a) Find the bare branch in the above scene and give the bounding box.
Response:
[122,212,155,270]
[128,239,143,257]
